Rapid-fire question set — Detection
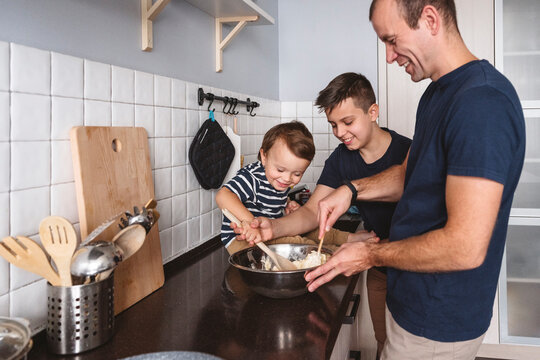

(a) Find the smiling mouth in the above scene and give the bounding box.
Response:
[342,137,353,144]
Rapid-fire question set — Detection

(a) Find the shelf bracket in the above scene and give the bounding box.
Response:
[215,16,258,72]
[141,0,171,51]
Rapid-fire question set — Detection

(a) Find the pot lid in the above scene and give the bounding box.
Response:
[0,317,31,360]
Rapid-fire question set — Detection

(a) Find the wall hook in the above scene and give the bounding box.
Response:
[207,94,215,112]
[222,96,231,114]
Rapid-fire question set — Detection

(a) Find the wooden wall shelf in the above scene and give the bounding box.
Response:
[141,0,275,72]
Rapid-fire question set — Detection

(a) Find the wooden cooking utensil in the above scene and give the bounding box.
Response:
[39,216,78,286]
[0,236,62,286]
[317,231,326,256]
[96,224,147,281]
[222,208,297,271]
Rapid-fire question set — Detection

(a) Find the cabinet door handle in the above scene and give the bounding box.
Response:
[343,293,360,324]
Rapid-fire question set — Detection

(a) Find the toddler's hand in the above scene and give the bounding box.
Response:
[241,220,262,244]
[285,199,301,215]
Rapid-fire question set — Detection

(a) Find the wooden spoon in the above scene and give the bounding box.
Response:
[0,236,62,286]
[39,216,78,286]
[222,209,297,271]
[95,224,147,281]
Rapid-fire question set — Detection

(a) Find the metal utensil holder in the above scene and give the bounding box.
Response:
[46,275,115,354]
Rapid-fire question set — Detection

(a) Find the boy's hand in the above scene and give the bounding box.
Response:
[232,217,275,242]
[285,199,301,215]
[317,185,354,239]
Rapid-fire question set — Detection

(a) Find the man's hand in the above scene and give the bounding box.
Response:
[304,236,380,292]
[317,185,354,239]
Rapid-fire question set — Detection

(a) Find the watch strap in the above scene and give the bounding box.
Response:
[343,181,358,206]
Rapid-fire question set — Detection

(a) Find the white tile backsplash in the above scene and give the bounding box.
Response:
[11,141,50,190]
[112,66,134,103]
[50,182,78,224]
[1,41,326,329]
[172,193,187,225]
[0,193,8,236]
[172,221,187,254]
[10,43,50,95]
[172,108,186,137]
[11,93,50,141]
[172,165,187,196]
[135,104,154,137]
[0,42,8,92]
[154,75,171,107]
[172,79,186,108]
[51,140,74,183]
[187,190,201,219]
[0,142,9,193]
[51,96,83,140]
[10,186,50,236]
[155,107,171,137]
[200,189,213,214]
[84,60,110,101]
[154,167,172,200]
[112,102,135,127]
[155,137,172,169]
[0,92,8,141]
[172,137,186,166]
[84,99,111,126]
[157,197,172,230]
[135,71,154,105]
[0,260,8,296]
[10,279,47,333]
[160,227,173,262]
[51,52,83,98]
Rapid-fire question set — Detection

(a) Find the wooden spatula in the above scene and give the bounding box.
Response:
[0,236,62,286]
[95,224,147,281]
[222,208,297,271]
[39,216,78,286]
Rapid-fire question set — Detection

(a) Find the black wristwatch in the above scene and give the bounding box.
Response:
[343,180,358,206]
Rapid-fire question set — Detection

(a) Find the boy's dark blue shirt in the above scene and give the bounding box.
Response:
[318,128,411,239]
[388,60,525,342]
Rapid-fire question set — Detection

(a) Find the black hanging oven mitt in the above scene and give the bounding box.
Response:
[189,118,235,189]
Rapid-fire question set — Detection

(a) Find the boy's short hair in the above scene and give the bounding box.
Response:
[315,72,376,114]
[258,121,315,162]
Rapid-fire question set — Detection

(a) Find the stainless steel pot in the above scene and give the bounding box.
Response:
[228,244,333,298]
[0,317,32,360]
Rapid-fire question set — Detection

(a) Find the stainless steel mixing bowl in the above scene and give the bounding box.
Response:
[228,244,333,299]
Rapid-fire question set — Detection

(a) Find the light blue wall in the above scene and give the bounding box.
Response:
[0,0,279,99]
[278,0,378,102]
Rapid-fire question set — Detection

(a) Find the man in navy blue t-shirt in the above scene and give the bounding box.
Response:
[306,0,526,359]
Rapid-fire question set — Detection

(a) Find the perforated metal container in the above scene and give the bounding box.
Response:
[46,275,114,354]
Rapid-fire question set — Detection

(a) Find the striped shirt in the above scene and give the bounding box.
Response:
[221,161,290,247]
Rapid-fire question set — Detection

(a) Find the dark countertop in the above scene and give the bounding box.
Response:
[29,239,359,360]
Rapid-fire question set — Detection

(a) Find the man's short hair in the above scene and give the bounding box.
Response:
[369,0,459,32]
[315,72,376,115]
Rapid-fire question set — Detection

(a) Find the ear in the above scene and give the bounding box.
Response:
[368,103,379,122]
[259,148,266,165]
[421,5,441,36]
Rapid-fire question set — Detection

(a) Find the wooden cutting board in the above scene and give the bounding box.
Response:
[70,126,164,314]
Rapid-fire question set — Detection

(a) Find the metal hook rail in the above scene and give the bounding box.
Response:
[198,87,259,117]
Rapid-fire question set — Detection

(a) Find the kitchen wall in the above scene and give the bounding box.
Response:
[0,0,279,100]
[0,41,339,332]
[278,0,378,101]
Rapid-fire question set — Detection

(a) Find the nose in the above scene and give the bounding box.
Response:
[334,124,345,138]
[385,44,398,64]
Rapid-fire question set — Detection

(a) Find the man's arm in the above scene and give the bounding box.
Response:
[317,152,409,238]
[306,174,503,291]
